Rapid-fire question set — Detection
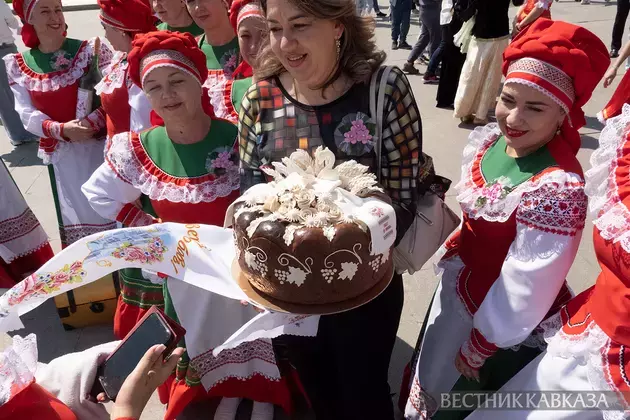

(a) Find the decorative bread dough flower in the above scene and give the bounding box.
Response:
[327,205,343,223]
[263,195,281,213]
[296,190,316,209]
[298,208,316,222]
[313,212,330,226]
[279,192,296,205]
[282,207,302,222]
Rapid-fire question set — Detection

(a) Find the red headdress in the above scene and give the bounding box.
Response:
[127,30,214,125]
[97,0,157,34]
[229,0,264,78]
[13,0,63,48]
[503,19,610,155]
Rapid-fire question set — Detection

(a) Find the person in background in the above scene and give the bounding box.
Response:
[403,19,609,420]
[513,0,551,34]
[390,0,413,50]
[186,0,245,89]
[83,30,289,420]
[153,0,204,36]
[598,37,630,123]
[402,0,441,84]
[373,0,387,17]
[96,0,155,149]
[93,0,160,341]
[4,0,116,249]
[208,0,265,124]
[0,157,53,287]
[240,0,447,417]
[0,0,38,146]
[453,0,517,125]
[435,0,468,109]
[611,0,629,58]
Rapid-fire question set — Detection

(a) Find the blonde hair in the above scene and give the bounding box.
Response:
[256,0,386,90]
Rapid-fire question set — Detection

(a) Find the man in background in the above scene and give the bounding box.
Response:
[390,0,413,49]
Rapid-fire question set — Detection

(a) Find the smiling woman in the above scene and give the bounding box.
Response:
[238,0,451,418]
[3,0,115,247]
[402,20,611,420]
[82,30,290,420]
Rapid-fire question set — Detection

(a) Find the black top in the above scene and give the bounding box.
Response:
[472,0,515,39]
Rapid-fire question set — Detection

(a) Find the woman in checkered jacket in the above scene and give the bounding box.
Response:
[237,0,448,418]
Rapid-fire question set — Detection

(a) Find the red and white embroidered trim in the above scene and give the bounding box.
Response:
[96,52,129,95]
[207,78,238,124]
[516,182,587,236]
[237,3,263,28]
[84,108,106,131]
[459,328,499,370]
[4,38,113,93]
[116,203,158,227]
[406,376,438,419]
[42,120,65,141]
[506,58,575,115]
[190,339,281,390]
[105,132,240,204]
[140,50,202,87]
[23,0,40,22]
[99,11,143,32]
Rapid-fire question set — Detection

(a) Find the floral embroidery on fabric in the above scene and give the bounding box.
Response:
[457,124,586,222]
[334,112,377,156]
[220,49,239,80]
[6,261,86,306]
[111,237,167,264]
[517,183,587,236]
[205,146,238,176]
[95,53,129,95]
[475,177,512,209]
[50,50,73,71]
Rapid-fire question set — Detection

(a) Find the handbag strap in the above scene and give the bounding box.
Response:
[369,65,394,184]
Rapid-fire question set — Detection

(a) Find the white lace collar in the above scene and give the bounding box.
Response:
[456,123,584,222]
[586,104,630,252]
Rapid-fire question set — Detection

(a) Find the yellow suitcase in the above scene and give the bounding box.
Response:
[54,272,120,330]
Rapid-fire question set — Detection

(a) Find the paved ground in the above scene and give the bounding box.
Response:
[0,1,620,418]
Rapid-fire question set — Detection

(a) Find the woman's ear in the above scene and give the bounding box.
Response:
[334,22,345,40]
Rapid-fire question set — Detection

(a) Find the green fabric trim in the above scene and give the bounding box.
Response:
[140,122,237,178]
[157,21,204,37]
[47,165,65,244]
[22,38,83,74]
[480,136,557,188]
[198,35,239,71]
[231,77,253,115]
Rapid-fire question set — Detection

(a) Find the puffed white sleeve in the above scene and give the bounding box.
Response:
[128,83,152,133]
[458,178,586,370]
[81,132,158,227]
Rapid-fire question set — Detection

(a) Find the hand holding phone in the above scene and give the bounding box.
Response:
[91,306,186,402]
[110,344,185,420]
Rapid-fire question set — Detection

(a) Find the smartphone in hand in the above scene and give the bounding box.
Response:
[91,306,185,401]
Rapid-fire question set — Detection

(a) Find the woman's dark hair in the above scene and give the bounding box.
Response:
[256,0,386,91]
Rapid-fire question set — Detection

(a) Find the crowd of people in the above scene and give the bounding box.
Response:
[0,0,630,419]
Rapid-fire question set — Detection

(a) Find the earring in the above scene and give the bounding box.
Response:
[335,38,341,58]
